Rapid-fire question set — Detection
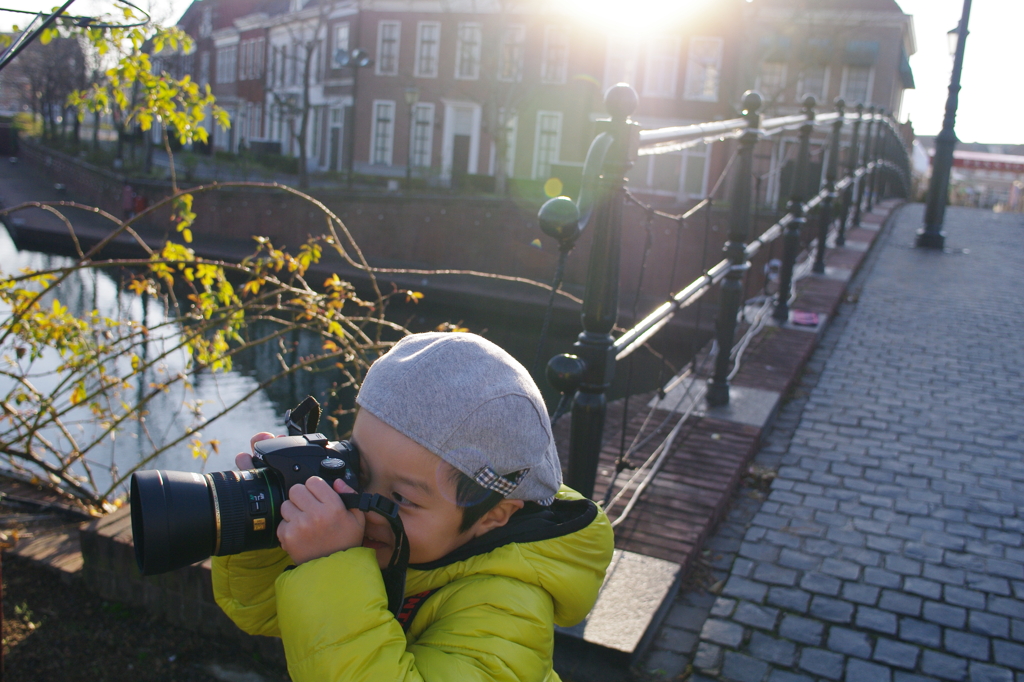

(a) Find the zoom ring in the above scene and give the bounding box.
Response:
[211,472,248,556]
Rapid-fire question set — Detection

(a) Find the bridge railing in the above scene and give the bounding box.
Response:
[541,85,911,498]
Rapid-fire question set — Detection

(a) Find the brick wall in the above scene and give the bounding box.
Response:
[79,507,287,666]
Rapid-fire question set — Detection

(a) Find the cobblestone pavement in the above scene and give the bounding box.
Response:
[641,204,1024,682]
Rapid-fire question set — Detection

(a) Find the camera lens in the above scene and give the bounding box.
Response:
[130,468,284,575]
[130,470,218,575]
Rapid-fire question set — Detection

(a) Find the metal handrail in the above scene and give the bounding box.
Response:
[638,111,892,157]
[613,155,886,364]
[546,86,913,498]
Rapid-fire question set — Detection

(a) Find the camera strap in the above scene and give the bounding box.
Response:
[340,491,410,615]
[288,396,410,616]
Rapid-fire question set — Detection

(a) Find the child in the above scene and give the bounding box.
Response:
[213,332,614,682]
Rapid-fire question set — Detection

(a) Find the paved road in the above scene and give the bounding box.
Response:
[643,203,1024,682]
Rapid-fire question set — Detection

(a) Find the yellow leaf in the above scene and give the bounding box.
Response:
[405,291,424,303]
[70,382,87,406]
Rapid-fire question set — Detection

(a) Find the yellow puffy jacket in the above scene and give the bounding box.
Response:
[212,486,614,682]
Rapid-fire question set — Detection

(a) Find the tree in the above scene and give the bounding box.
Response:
[269,1,336,189]
[8,35,86,142]
[0,8,413,509]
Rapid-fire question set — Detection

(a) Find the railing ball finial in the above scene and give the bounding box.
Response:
[835,97,846,116]
[538,196,583,251]
[546,353,586,398]
[856,102,864,116]
[605,83,638,121]
[803,95,817,117]
[741,90,762,116]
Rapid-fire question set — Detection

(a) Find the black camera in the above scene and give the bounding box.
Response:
[130,433,399,576]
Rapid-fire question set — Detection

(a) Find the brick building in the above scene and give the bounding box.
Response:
[170,0,914,208]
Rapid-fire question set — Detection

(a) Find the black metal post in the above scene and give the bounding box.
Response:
[837,103,863,247]
[814,99,844,274]
[707,91,762,407]
[853,106,876,227]
[867,110,885,212]
[564,85,639,499]
[773,96,815,323]
[919,0,972,249]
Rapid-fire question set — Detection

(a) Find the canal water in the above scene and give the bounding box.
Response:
[0,223,701,500]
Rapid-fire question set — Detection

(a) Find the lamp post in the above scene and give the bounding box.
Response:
[404,86,419,190]
[918,0,972,249]
[337,47,374,189]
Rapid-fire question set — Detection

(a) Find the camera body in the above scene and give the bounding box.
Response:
[131,433,365,576]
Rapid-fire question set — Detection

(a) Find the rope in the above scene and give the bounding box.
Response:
[530,249,570,377]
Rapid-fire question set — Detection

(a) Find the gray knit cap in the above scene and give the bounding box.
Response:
[355,332,562,505]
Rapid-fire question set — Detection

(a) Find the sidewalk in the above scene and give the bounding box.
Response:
[644,203,1024,682]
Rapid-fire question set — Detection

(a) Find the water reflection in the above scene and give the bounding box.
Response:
[0,223,697,499]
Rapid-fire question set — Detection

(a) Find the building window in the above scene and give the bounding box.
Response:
[684,36,723,102]
[216,45,237,84]
[333,23,350,67]
[200,7,212,38]
[604,35,638,90]
[799,65,829,102]
[757,61,787,102]
[541,26,569,85]
[289,45,298,85]
[199,51,210,86]
[455,22,482,80]
[842,66,873,106]
[371,100,395,165]
[533,111,562,179]
[643,36,680,98]
[414,22,440,78]
[498,25,525,82]
[410,102,434,168]
[495,110,517,177]
[376,21,400,76]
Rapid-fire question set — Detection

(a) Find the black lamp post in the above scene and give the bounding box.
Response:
[404,86,419,190]
[336,47,374,188]
[918,0,972,249]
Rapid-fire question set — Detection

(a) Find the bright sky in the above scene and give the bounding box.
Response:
[896,0,1023,144]
[2,0,1020,144]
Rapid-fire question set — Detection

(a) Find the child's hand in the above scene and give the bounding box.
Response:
[234,432,277,470]
[277,477,367,565]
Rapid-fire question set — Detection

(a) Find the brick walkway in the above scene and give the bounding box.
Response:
[642,204,1024,682]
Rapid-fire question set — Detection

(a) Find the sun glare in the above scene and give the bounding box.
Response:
[559,0,720,34]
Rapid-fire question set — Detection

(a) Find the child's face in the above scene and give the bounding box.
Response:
[351,410,488,569]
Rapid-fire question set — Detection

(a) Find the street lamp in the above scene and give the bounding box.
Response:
[336,47,374,188]
[918,1,972,249]
[404,86,419,190]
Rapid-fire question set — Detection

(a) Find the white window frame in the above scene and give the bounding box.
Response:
[216,46,237,84]
[454,22,482,80]
[199,8,212,38]
[376,20,400,76]
[410,102,435,168]
[489,111,518,177]
[370,99,396,166]
[199,51,210,86]
[333,23,350,67]
[604,35,638,91]
[798,65,831,103]
[541,26,569,85]
[532,110,562,179]
[498,25,526,83]
[414,21,440,78]
[643,36,681,99]
[683,36,724,102]
[840,66,874,106]
[755,62,788,103]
